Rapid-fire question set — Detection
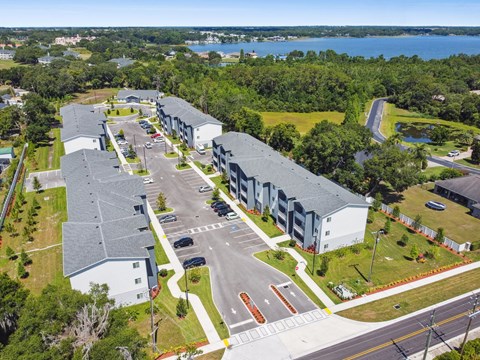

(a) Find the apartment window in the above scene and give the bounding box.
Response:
[325,230,330,236]
[136,293,144,300]
[324,244,329,250]
[132,262,140,269]
[134,278,142,285]
[272,196,275,201]
[197,136,200,139]
[93,139,96,143]
[327,217,332,223]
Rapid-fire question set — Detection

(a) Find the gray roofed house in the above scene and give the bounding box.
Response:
[60,104,107,154]
[61,149,157,306]
[434,175,480,218]
[109,56,135,68]
[0,49,15,60]
[117,89,159,103]
[212,132,369,253]
[157,96,223,148]
[38,54,60,65]
[63,50,81,58]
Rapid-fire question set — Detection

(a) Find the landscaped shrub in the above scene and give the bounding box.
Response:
[289,239,296,247]
[384,218,391,234]
[439,168,463,180]
[272,249,285,261]
[400,234,409,247]
[372,193,383,212]
[176,298,188,318]
[189,269,201,283]
[392,205,400,219]
[158,268,168,277]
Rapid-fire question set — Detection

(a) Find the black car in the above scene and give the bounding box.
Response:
[158,214,177,223]
[210,201,225,209]
[217,207,231,216]
[214,204,230,212]
[183,257,206,269]
[174,237,193,248]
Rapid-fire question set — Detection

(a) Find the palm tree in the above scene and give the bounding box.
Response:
[409,143,431,170]
[386,133,403,145]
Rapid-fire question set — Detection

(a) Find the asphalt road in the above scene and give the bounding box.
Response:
[297,294,479,360]
[366,98,480,175]
[109,120,317,335]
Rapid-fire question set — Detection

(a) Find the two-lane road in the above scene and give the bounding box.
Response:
[366,98,480,175]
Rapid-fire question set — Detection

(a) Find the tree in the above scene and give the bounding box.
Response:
[176,343,204,360]
[268,123,300,152]
[221,170,228,184]
[342,94,361,125]
[409,143,431,170]
[412,214,422,231]
[410,244,419,261]
[31,197,40,210]
[20,249,32,266]
[157,192,167,211]
[212,187,220,200]
[400,234,409,246]
[22,226,33,243]
[5,246,15,260]
[372,193,383,211]
[384,218,391,234]
[128,144,136,158]
[233,107,264,139]
[17,191,25,206]
[318,256,330,277]
[4,222,14,234]
[434,227,445,244]
[32,176,42,193]
[471,139,480,164]
[17,262,28,279]
[262,205,270,222]
[239,49,245,63]
[130,107,134,113]
[116,109,120,116]
[118,129,125,138]
[429,126,450,145]
[176,298,188,318]
[392,205,400,219]
[0,273,29,344]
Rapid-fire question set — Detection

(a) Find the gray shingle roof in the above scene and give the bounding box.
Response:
[158,96,223,128]
[0,50,15,55]
[215,132,367,217]
[60,104,107,142]
[61,149,154,276]
[117,89,159,101]
[109,57,135,68]
[38,55,60,63]
[435,175,480,203]
[63,50,80,58]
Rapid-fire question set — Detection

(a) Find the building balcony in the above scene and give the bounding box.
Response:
[278,198,287,209]
[293,223,304,235]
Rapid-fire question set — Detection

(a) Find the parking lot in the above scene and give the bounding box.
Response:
[25,169,65,192]
[109,120,317,334]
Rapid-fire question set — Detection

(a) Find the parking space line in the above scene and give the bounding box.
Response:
[243,243,270,250]
[174,246,198,252]
[233,232,256,239]
[176,251,201,258]
[238,238,261,244]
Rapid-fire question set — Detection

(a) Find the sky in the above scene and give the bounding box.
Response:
[3,0,480,27]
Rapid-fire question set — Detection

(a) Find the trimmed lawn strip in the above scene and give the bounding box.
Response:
[194,161,215,175]
[241,209,283,238]
[338,267,480,322]
[261,111,344,134]
[288,210,462,303]
[164,152,178,159]
[106,108,139,117]
[178,267,230,339]
[381,184,479,244]
[133,169,150,176]
[51,128,65,169]
[0,60,21,70]
[150,225,169,266]
[421,166,447,179]
[176,164,191,171]
[210,176,229,197]
[128,271,206,356]
[0,187,67,294]
[154,207,174,215]
[196,349,225,360]
[455,158,480,169]
[71,88,119,105]
[165,135,181,145]
[254,250,325,308]
[126,156,140,164]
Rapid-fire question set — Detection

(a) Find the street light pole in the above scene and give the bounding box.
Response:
[422,309,436,360]
[143,146,147,172]
[368,230,383,283]
[460,294,479,359]
[311,236,318,275]
[145,288,157,353]
[184,267,189,309]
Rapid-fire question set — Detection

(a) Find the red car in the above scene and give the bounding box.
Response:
[151,133,162,139]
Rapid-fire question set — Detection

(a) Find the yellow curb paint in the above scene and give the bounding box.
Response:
[223,339,230,347]
[324,308,332,315]
[242,218,246,221]
[163,235,167,238]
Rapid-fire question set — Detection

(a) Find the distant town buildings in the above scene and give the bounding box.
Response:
[117,89,160,104]
[54,34,96,46]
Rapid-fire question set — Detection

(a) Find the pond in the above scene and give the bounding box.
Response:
[395,122,434,143]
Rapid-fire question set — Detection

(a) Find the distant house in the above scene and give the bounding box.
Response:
[434,175,480,218]
[0,49,15,60]
[0,147,15,164]
[109,56,135,69]
[61,149,158,306]
[60,104,107,154]
[432,94,446,102]
[245,51,258,59]
[38,53,60,65]
[117,89,159,104]
[63,50,81,59]
[157,96,223,148]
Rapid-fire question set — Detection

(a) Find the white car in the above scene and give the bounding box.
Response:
[447,150,460,157]
[153,137,165,143]
[143,178,154,184]
[144,142,153,149]
[225,212,239,220]
[117,140,128,145]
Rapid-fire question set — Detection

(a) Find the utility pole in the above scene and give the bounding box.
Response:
[368,230,383,283]
[143,146,147,172]
[184,267,189,309]
[460,294,479,359]
[422,309,436,360]
[311,237,318,275]
[133,134,137,150]
[148,289,156,353]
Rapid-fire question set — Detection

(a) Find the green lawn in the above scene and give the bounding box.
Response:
[338,267,480,322]
[455,158,480,169]
[287,209,462,303]
[126,156,140,163]
[210,176,230,197]
[150,225,169,266]
[27,128,64,172]
[254,250,325,308]
[0,187,68,294]
[197,349,225,360]
[380,184,480,244]
[178,267,230,339]
[0,60,21,70]
[154,207,174,215]
[71,88,119,105]
[128,271,206,356]
[194,161,215,175]
[261,111,344,134]
[51,129,65,169]
[165,135,182,145]
[164,152,178,159]
[133,169,150,176]
[421,166,447,179]
[106,108,139,117]
[176,164,191,171]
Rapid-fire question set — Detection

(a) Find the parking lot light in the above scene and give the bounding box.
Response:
[368,230,384,283]
[184,267,190,309]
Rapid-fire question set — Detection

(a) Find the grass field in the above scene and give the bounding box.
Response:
[381,103,479,156]
[164,152,179,159]
[421,166,447,179]
[455,158,480,169]
[287,209,462,303]
[338,267,480,322]
[178,267,230,339]
[197,349,225,360]
[128,271,206,355]
[175,164,191,171]
[72,47,92,60]
[0,187,68,294]
[71,88,119,105]
[254,250,325,308]
[0,60,21,70]
[380,183,480,244]
[165,135,182,145]
[193,161,215,175]
[261,111,344,134]
[151,226,169,266]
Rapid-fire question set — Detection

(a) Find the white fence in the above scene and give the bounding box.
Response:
[380,203,467,252]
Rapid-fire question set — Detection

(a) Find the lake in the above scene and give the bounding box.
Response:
[189,36,480,60]
[395,122,433,143]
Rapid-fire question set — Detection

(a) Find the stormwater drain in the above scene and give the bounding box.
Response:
[393,304,401,310]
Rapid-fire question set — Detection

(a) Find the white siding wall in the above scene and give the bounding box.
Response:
[64,136,101,155]
[194,123,222,148]
[318,206,369,253]
[70,259,149,306]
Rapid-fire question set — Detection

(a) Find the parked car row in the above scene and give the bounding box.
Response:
[210,200,239,219]
[139,119,151,130]
[158,214,177,223]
